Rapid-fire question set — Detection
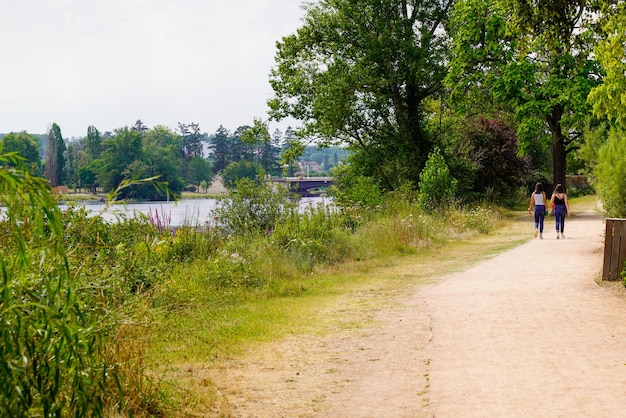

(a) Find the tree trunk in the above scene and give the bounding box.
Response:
[546,106,567,189]
[551,131,567,189]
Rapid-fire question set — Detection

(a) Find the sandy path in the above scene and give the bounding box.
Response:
[425,210,626,417]
[211,210,626,417]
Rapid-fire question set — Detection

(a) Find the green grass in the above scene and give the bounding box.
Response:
[143,208,536,413]
[1,156,599,418]
[145,197,600,414]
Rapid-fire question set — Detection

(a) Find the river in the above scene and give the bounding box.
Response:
[59,196,332,227]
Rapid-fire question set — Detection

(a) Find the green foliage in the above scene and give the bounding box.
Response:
[0,152,509,415]
[0,155,111,416]
[588,2,626,128]
[221,160,264,189]
[272,203,353,272]
[328,163,385,210]
[418,148,457,212]
[457,116,530,204]
[447,0,601,186]
[43,123,66,187]
[0,132,42,174]
[269,0,450,188]
[214,177,298,236]
[593,128,626,217]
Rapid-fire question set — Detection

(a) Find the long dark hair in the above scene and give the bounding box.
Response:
[554,184,565,193]
[533,182,544,194]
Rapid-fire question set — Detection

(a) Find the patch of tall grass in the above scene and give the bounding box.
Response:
[1,163,506,416]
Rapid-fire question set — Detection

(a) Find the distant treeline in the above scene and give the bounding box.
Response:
[0,120,349,200]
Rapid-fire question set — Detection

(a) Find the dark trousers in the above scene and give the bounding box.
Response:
[534,205,546,232]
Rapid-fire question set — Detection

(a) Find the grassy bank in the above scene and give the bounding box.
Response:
[0,166,597,416]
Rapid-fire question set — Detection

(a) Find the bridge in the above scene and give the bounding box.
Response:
[272,177,333,197]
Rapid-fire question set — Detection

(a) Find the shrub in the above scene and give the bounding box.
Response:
[593,128,626,217]
[0,155,113,416]
[328,164,385,210]
[214,178,297,236]
[419,148,457,212]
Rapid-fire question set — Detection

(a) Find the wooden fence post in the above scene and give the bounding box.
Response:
[602,219,626,281]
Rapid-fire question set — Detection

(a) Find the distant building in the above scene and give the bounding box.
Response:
[299,161,321,175]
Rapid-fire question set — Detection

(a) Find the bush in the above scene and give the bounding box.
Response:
[214,177,298,236]
[0,156,112,416]
[593,128,626,217]
[419,148,457,212]
[328,164,385,210]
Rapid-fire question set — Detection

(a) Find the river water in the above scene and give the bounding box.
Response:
[59,196,331,227]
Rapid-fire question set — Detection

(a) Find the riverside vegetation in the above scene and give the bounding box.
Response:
[2,156,509,416]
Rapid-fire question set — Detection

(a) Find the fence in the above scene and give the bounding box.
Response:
[602,218,626,281]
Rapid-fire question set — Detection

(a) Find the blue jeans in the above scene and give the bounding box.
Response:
[534,205,546,232]
[554,204,567,233]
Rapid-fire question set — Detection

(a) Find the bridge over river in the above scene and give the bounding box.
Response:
[271,177,333,197]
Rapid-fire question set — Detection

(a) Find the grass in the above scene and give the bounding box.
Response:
[145,196,602,414]
[143,208,536,412]
[1,158,600,417]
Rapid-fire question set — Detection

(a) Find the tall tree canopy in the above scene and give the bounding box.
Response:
[446,0,601,187]
[587,0,626,129]
[268,0,453,189]
[0,132,42,174]
[44,123,66,187]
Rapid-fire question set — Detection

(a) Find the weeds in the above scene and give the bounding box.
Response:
[0,163,505,416]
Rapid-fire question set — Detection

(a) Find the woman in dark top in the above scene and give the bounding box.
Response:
[550,184,571,239]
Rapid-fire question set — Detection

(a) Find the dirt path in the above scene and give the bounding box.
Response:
[210,209,626,417]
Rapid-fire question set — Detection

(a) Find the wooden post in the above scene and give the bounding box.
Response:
[602,219,626,281]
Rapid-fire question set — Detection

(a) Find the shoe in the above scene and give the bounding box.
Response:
[561,233,565,239]
[556,234,559,239]
[534,230,538,238]
[540,234,543,239]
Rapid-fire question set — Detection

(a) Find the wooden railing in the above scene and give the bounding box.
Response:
[602,218,626,281]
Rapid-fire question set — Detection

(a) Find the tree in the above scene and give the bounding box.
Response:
[132,119,149,134]
[186,155,213,186]
[177,122,204,160]
[44,123,66,187]
[0,132,42,174]
[97,127,144,194]
[85,125,102,161]
[242,119,281,175]
[458,116,529,202]
[419,148,457,212]
[231,125,253,163]
[593,128,626,217]
[268,0,453,189]
[587,1,626,129]
[446,0,602,187]
[222,160,263,189]
[209,125,231,173]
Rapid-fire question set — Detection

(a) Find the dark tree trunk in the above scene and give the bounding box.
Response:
[546,105,567,189]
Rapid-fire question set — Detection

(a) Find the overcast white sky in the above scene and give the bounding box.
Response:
[0,0,306,138]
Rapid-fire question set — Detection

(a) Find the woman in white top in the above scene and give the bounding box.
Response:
[528,182,547,239]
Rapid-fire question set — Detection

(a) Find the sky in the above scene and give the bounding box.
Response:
[0,0,306,138]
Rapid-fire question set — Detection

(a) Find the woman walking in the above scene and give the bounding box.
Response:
[550,184,571,239]
[528,182,547,239]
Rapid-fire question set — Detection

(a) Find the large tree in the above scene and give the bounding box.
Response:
[97,127,144,194]
[0,132,42,174]
[44,123,66,187]
[268,0,453,189]
[446,0,601,187]
[587,0,626,129]
[209,125,231,173]
[85,125,102,162]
